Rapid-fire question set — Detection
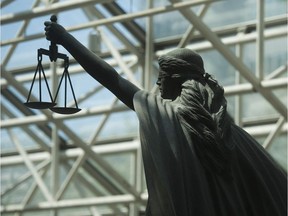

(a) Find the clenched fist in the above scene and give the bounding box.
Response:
[44,21,67,45]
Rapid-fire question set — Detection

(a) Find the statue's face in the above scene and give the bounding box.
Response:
[156,70,179,100]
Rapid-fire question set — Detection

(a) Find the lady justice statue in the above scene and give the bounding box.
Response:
[44,20,286,216]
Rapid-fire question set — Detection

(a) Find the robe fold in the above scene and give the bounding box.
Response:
[133,90,287,216]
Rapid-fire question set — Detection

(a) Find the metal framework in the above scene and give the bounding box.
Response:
[1,0,287,215]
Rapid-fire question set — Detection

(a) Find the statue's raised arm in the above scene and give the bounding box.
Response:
[44,21,140,110]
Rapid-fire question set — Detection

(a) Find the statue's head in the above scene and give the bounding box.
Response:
[158,48,205,78]
[157,48,205,100]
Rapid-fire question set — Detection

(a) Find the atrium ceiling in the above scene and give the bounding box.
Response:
[1,0,287,215]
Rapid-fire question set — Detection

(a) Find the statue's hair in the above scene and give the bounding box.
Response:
[158,48,233,176]
[158,52,204,79]
[159,48,204,73]
[177,76,233,177]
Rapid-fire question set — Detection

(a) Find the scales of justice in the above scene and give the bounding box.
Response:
[24,15,81,115]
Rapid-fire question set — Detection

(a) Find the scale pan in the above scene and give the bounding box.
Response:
[49,107,81,114]
[24,102,56,109]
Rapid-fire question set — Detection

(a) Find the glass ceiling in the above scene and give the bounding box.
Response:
[1,0,287,215]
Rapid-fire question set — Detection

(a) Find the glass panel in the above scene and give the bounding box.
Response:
[203,0,286,28]
[199,48,236,86]
[98,111,138,140]
[1,165,32,205]
[256,134,287,170]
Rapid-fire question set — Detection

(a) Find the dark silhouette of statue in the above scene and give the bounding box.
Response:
[44,21,287,216]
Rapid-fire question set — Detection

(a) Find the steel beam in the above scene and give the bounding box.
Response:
[144,0,154,90]
[0,0,14,8]
[177,4,209,48]
[224,77,288,96]
[245,121,288,137]
[0,194,136,213]
[265,64,288,80]
[0,105,129,128]
[263,117,286,149]
[256,0,264,80]
[234,32,244,126]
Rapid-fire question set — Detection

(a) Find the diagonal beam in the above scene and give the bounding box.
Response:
[263,117,286,149]
[0,0,14,8]
[20,165,49,208]
[170,0,287,119]
[73,180,102,216]
[177,4,209,48]
[1,159,50,197]
[2,0,41,67]
[82,160,124,195]
[7,130,54,202]
[265,64,288,80]
[99,30,143,88]
[55,120,142,201]
[103,1,146,45]
[55,98,118,200]
[1,104,50,151]
[63,163,125,214]
[1,87,68,149]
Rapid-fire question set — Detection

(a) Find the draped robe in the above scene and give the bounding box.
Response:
[133,90,287,216]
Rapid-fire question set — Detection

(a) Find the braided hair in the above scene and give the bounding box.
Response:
[158,48,232,176]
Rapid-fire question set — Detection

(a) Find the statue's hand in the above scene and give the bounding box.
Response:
[44,21,67,45]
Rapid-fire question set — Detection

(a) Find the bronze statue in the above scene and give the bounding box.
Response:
[44,20,287,216]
